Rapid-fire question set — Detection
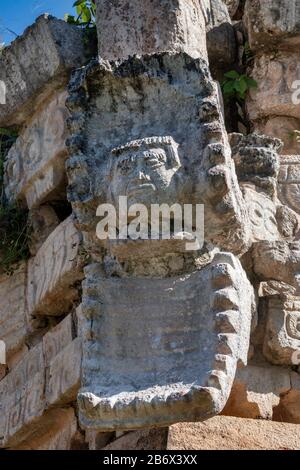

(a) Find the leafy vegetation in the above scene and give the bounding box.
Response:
[65,0,97,54]
[65,0,96,28]
[0,129,31,274]
[222,70,257,103]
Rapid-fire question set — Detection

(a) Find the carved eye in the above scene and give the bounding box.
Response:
[118,158,134,175]
[145,150,166,168]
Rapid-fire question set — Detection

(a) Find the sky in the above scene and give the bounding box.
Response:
[0,0,75,44]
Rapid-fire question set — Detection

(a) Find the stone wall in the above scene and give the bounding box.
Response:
[0,2,300,450]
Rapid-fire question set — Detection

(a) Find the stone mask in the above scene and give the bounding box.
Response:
[107,136,182,208]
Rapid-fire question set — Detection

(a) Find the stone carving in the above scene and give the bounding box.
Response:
[67,53,250,255]
[252,241,300,292]
[263,296,300,365]
[4,92,70,209]
[65,31,256,431]
[107,136,183,210]
[0,15,88,127]
[0,265,27,360]
[278,155,300,216]
[95,0,208,61]
[0,323,81,448]
[229,133,290,242]
[0,344,45,447]
[242,185,280,242]
[27,217,84,317]
[78,252,254,430]
[229,133,281,196]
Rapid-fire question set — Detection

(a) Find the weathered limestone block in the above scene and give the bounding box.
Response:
[46,338,82,406]
[252,241,300,291]
[78,252,254,430]
[263,296,300,365]
[67,53,250,255]
[43,314,75,366]
[27,216,84,317]
[203,0,237,74]
[276,204,299,239]
[95,0,208,61]
[273,372,300,424]
[167,416,300,450]
[4,92,70,209]
[11,408,78,450]
[254,117,300,156]
[278,156,300,216]
[244,0,300,52]
[0,344,45,448]
[28,205,60,256]
[247,54,300,123]
[222,365,291,419]
[0,313,80,447]
[0,264,27,360]
[0,15,87,127]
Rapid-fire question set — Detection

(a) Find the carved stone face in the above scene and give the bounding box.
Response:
[286,313,300,340]
[108,137,181,207]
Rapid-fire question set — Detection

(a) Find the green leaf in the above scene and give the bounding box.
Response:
[224,70,240,80]
[245,77,258,88]
[238,77,248,96]
[73,0,86,6]
[222,81,236,96]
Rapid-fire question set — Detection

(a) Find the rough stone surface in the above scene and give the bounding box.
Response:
[43,314,75,366]
[224,0,240,18]
[263,296,300,365]
[78,252,254,431]
[95,0,208,61]
[252,241,300,292]
[167,416,300,450]
[46,337,82,406]
[0,344,45,448]
[253,117,300,155]
[273,372,300,424]
[103,429,168,451]
[203,0,237,74]
[11,408,78,450]
[278,155,300,216]
[28,205,60,256]
[244,0,300,52]
[247,54,300,123]
[222,365,291,419]
[27,216,84,317]
[0,15,87,127]
[4,92,70,209]
[0,265,27,360]
[0,320,80,448]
